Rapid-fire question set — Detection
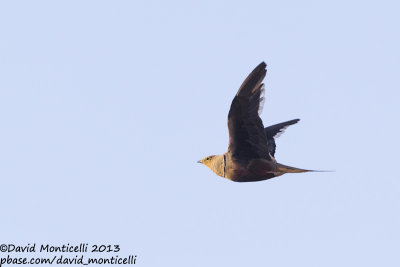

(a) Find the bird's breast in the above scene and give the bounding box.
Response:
[225,158,279,182]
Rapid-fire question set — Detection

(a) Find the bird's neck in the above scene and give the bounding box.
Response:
[209,154,226,178]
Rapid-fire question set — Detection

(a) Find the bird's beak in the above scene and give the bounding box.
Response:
[197,160,202,163]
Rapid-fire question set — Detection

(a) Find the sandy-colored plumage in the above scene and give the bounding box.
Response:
[199,62,317,182]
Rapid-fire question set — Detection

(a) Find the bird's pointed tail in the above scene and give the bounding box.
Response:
[277,163,333,173]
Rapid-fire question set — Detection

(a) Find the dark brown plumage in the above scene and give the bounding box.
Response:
[199,62,315,182]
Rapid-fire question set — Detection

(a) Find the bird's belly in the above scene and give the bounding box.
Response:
[225,159,281,182]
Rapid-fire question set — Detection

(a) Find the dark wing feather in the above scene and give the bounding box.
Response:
[264,119,300,157]
[227,62,271,161]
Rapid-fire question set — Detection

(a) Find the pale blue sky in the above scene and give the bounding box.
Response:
[1,1,400,266]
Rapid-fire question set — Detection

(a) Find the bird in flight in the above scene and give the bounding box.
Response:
[199,62,319,182]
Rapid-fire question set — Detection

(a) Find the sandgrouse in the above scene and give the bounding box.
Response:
[198,62,318,182]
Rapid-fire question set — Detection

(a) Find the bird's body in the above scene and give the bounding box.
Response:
[199,62,316,182]
[223,156,279,182]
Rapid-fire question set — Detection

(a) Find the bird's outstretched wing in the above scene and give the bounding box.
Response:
[264,119,300,157]
[227,62,271,161]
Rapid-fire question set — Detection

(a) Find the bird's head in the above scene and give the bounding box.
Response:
[197,154,225,177]
[197,155,217,168]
